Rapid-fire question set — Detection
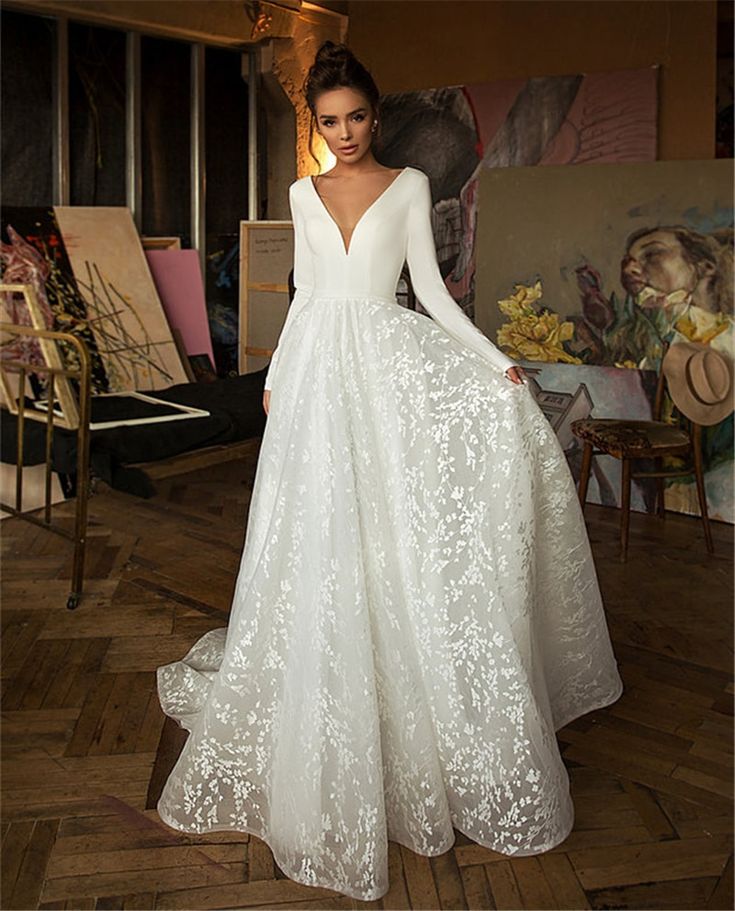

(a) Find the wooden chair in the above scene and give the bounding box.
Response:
[570,340,714,561]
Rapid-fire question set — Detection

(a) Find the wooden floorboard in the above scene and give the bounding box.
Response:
[1,448,732,910]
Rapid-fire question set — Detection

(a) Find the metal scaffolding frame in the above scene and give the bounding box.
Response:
[18,6,258,251]
[0,311,92,611]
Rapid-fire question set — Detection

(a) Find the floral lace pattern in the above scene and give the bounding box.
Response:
[157,168,623,902]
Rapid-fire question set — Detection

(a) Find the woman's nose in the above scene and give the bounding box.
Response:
[622,255,643,278]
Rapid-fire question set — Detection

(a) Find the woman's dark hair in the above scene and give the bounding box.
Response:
[305,41,381,167]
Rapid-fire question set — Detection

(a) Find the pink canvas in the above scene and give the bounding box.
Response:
[145,250,215,369]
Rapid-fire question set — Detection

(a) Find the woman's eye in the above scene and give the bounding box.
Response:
[320,114,364,126]
[648,246,666,256]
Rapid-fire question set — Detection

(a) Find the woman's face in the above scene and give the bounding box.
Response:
[621,229,698,298]
[313,86,374,165]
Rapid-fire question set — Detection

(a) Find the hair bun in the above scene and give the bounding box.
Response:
[314,41,353,66]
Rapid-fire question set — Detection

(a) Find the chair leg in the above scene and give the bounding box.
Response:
[620,458,631,562]
[655,457,666,518]
[691,423,714,554]
[578,442,593,511]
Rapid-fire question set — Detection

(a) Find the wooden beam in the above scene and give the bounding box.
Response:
[5,0,301,46]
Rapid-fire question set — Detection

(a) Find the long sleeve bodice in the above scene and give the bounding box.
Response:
[264,166,517,390]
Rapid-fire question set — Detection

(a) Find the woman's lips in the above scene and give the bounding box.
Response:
[339,145,358,153]
[622,276,645,294]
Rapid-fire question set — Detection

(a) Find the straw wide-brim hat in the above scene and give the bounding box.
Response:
[662,340,734,426]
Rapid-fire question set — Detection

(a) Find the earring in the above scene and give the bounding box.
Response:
[371,120,377,132]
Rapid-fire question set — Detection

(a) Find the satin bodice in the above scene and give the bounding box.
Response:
[264,166,517,390]
[300,166,415,299]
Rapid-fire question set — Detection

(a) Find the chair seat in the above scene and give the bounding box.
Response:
[570,418,691,459]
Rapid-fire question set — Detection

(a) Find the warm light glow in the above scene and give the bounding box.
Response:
[299,126,335,177]
[313,132,335,175]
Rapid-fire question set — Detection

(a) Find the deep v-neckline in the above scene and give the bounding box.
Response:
[309,167,409,256]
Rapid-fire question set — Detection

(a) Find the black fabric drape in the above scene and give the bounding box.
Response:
[1,369,268,498]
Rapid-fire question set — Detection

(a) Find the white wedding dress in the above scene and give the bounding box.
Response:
[156,165,624,901]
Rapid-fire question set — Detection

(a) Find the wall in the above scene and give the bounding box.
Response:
[347,0,717,161]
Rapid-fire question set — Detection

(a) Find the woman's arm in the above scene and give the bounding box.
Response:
[263,182,314,392]
[405,171,518,376]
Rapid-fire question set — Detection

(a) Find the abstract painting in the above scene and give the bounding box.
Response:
[2,207,190,394]
[55,207,189,392]
[1,207,110,394]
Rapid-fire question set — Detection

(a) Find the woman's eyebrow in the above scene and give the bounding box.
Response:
[319,107,367,119]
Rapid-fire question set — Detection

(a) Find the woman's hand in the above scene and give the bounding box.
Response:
[263,389,271,415]
[504,365,526,384]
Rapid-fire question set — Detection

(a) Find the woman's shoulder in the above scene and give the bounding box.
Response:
[287,176,313,213]
[402,165,428,182]
[289,174,312,194]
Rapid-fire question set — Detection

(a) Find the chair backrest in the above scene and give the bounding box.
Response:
[652,339,670,423]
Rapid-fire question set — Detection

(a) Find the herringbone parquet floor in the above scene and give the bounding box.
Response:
[1,438,733,911]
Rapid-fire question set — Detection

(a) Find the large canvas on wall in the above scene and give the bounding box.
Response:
[374,68,658,321]
[476,159,734,523]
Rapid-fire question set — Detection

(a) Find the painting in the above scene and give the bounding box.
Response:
[476,158,734,523]
[1,207,110,394]
[1,207,189,394]
[54,207,189,392]
[523,361,660,514]
[146,249,215,370]
[0,282,81,429]
[206,231,241,377]
[374,67,657,321]
[238,221,293,376]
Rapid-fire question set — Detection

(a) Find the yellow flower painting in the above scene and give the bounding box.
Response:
[496,280,582,364]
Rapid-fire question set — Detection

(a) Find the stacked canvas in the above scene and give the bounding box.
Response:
[1,206,194,395]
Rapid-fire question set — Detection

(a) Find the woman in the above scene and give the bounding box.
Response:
[157,42,624,901]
